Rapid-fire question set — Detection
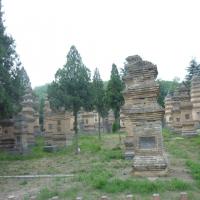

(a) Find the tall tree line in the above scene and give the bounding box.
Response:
[0,0,28,120]
[48,45,125,152]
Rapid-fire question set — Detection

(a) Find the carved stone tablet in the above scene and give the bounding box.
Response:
[139,137,156,149]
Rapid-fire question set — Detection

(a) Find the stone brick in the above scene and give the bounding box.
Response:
[180,192,188,200]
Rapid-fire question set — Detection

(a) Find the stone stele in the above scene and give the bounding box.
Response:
[121,55,168,176]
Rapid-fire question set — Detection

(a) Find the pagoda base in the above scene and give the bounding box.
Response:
[182,130,197,136]
[132,155,168,176]
[125,151,135,160]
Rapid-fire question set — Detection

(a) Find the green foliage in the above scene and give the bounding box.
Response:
[186,160,200,187]
[48,45,93,153]
[100,147,123,161]
[19,180,28,186]
[157,78,180,107]
[60,187,79,199]
[79,135,102,153]
[34,84,48,100]
[106,64,124,130]
[92,68,108,138]
[78,167,113,189]
[32,84,47,129]
[47,81,63,110]
[48,45,93,113]
[185,59,200,86]
[0,136,71,160]
[112,121,120,133]
[0,4,27,119]
[36,188,59,200]
[78,167,191,194]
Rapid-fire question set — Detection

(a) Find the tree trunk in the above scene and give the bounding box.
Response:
[74,111,79,154]
[102,118,105,133]
[98,113,101,140]
[117,117,121,144]
[114,110,121,144]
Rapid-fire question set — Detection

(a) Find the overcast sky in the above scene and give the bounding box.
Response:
[2,0,200,87]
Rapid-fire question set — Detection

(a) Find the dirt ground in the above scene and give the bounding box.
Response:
[0,133,199,200]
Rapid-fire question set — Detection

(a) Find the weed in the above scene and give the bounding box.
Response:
[61,187,79,198]
[20,180,28,186]
[36,188,59,200]
[100,148,123,161]
[186,160,200,187]
[77,166,191,194]
[79,135,101,153]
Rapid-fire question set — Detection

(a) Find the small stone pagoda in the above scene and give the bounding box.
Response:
[43,99,74,147]
[122,55,168,176]
[0,84,39,152]
[164,75,200,136]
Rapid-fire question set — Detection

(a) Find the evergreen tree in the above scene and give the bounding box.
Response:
[157,77,180,107]
[47,81,63,110]
[48,45,92,153]
[185,59,200,87]
[106,64,124,140]
[0,0,25,119]
[92,68,107,139]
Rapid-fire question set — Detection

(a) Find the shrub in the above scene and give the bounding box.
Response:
[112,122,120,133]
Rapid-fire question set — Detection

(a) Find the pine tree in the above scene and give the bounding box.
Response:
[106,64,124,139]
[185,59,200,87]
[0,0,25,119]
[92,68,107,139]
[48,45,93,153]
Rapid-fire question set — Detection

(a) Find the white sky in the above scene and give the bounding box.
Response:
[2,0,200,87]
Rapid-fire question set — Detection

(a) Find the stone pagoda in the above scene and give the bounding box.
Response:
[171,88,182,134]
[122,55,168,176]
[43,99,74,147]
[179,84,196,136]
[191,75,200,130]
[164,76,200,136]
[164,93,173,128]
[14,85,39,152]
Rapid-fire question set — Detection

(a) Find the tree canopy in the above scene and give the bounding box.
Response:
[0,1,26,119]
[48,45,93,153]
[185,59,200,87]
[106,64,124,132]
[157,77,180,107]
[92,68,108,138]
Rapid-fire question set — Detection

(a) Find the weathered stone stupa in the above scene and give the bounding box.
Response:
[43,99,73,147]
[164,76,200,136]
[14,85,39,152]
[191,75,200,130]
[122,55,168,176]
[179,84,196,136]
[164,93,173,128]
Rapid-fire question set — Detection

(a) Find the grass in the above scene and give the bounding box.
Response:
[36,188,59,200]
[0,136,73,161]
[186,160,200,187]
[77,166,191,194]
[1,130,200,199]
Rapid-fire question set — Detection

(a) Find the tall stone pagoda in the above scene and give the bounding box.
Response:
[191,75,200,130]
[122,55,168,176]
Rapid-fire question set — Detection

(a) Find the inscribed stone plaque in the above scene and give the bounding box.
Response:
[139,136,156,149]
